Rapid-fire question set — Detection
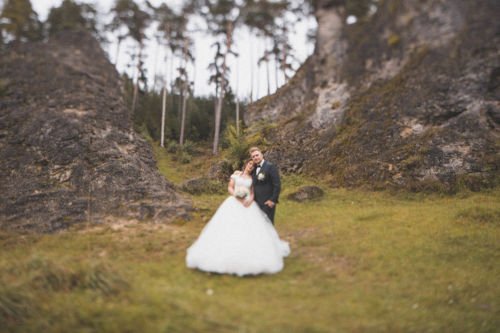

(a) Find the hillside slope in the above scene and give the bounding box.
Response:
[247,0,499,191]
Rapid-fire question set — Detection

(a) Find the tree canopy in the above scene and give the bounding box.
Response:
[46,0,99,37]
[0,0,42,42]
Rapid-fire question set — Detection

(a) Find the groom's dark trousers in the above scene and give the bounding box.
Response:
[252,161,281,224]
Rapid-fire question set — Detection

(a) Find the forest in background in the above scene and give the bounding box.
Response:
[0,0,376,155]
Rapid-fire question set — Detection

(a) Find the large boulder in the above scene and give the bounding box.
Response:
[181,177,225,195]
[287,186,325,202]
[0,32,191,233]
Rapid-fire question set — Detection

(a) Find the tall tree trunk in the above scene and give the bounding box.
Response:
[235,57,240,136]
[212,21,233,155]
[212,96,222,154]
[179,89,188,145]
[131,45,142,114]
[179,39,189,146]
[256,63,260,100]
[266,40,271,96]
[282,42,288,83]
[114,36,122,65]
[160,51,168,148]
[152,41,160,91]
[275,57,279,91]
[266,58,271,96]
[236,97,240,136]
[249,37,254,103]
[177,88,182,117]
[192,60,197,97]
[169,54,174,110]
[161,85,168,147]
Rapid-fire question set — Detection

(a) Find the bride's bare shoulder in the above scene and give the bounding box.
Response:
[232,171,243,176]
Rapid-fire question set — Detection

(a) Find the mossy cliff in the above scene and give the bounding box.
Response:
[246,0,499,192]
[0,32,191,232]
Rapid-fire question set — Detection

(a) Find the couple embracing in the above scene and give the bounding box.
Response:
[186,147,290,277]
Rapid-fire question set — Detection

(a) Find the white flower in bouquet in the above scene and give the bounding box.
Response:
[234,186,250,199]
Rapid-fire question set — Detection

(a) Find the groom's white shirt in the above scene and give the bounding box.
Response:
[256,160,265,174]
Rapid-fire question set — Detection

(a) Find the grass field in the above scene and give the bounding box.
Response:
[1,146,499,332]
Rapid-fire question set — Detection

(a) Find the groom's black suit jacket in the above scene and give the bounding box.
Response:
[252,160,281,223]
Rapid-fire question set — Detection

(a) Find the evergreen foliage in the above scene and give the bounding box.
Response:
[108,0,149,44]
[0,0,42,42]
[123,73,244,148]
[46,0,99,38]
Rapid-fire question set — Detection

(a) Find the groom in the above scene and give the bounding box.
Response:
[250,147,281,224]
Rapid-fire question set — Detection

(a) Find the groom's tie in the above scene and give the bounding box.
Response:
[256,162,263,174]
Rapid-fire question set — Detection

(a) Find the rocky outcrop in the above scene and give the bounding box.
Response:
[0,32,191,232]
[246,0,499,192]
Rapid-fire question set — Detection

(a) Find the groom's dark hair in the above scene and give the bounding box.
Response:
[249,147,261,155]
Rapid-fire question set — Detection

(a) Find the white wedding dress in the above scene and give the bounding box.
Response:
[186,175,290,276]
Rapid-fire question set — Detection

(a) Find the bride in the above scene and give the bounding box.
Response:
[186,160,290,276]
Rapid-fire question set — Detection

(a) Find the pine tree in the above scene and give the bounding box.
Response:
[154,3,176,148]
[244,0,288,95]
[174,9,195,147]
[203,0,240,155]
[46,0,99,37]
[257,47,272,96]
[273,21,297,85]
[109,0,150,114]
[0,0,42,42]
[128,3,150,115]
[108,0,143,65]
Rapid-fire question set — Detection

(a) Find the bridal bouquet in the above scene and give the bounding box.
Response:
[234,186,250,199]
